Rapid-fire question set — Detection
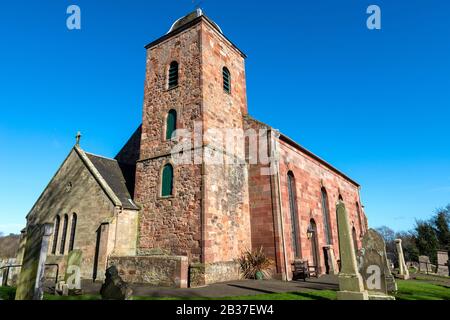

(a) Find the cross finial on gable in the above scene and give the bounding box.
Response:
[75,131,82,146]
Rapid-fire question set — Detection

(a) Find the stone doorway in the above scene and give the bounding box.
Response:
[309,219,320,273]
[323,247,330,274]
[92,223,109,282]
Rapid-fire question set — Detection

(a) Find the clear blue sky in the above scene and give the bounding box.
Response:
[0,0,449,235]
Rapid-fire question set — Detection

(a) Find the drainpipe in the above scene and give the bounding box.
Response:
[269,129,289,281]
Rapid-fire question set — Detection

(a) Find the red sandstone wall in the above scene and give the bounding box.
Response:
[200,21,251,266]
[135,23,204,262]
[277,138,366,274]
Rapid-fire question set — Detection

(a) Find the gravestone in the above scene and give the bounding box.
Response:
[336,202,369,300]
[436,251,449,276]
[419,256,431,273]
[100,266,133,300]
[395,239,409,280]
[358,229,396,299]
[64,250,82,294]
[15,223,53,300]
[323,245,338,275]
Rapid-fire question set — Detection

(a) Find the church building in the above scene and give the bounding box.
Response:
[19,10,368,287]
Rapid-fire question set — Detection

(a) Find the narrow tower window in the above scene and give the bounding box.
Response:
[287,171,301,258]
[168,61,179,89]
[52,215,60,254]
[68,213,77,252]
[356,202,363,236]
[223,67,231,93]
[321,187,333,245]
[166,109,177,140]
[59,214,69,255]
[161,164,174,197]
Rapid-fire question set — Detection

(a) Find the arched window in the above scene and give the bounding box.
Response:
[52,215,60,254]
[352,226,358,253]
[321,188,333,245]
[68,213,77,252]
[166,109,177,140]
[168,61,179,89]
[59,214,69,254]
[287,171,301,258]
[356,202,363,236]
[161,164,174,197]
[223,67,231,93]
[338,194,343,201]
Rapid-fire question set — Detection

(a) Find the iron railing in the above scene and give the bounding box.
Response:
[0,263,59,287]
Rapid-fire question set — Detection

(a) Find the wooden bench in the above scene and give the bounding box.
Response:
[292,260,319,281]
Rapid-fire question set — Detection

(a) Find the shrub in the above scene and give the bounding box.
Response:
[238,247,274,280]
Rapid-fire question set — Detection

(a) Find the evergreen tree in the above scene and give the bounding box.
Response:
[433,207,450,251]
[415,220,439,264]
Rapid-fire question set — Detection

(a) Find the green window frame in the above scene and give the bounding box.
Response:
[166,109,177,140]
[168,61,179,89]
[161,164,174,197]
[223,67,231,93]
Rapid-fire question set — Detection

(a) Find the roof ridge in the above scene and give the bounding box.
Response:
[84,151,118,162]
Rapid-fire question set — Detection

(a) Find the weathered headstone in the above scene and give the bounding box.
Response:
[323,245,338,275]
[419,255,431,273]
[395,239,409,280]
[15,223,53,300]
[358,229,396,299]
[0,266,4,287]
[100,266,133,300]
[436,251,449,276]
[336,202,369,300]
[64,249,83,294]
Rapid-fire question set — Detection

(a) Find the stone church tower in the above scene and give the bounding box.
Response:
[18,9,368,290]
[134,9,252,285]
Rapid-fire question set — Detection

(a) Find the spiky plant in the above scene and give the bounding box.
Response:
[238,247,274,280]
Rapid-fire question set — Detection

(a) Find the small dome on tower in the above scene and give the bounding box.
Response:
[167,9,223,34]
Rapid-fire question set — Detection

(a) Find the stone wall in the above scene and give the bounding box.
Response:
[189,261,241,287]
[135,17,252,282]
[108,256,188,288]
[135,18,204,263]
[199,20,251,282]
[135,158,203,262]
[26,149,118,281]
[276,137,365,275]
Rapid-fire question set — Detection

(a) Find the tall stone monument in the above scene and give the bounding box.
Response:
[358,229,396,299]
[336,201,369,300]
[395,239,409,280]
[15,223,53,300]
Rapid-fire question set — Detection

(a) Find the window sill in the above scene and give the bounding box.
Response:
[166,85,179,92]
[158,195,175,200]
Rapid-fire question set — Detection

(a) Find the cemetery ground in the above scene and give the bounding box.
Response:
[1,274,449,301]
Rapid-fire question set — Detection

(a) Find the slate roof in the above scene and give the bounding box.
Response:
[85,152,139,210]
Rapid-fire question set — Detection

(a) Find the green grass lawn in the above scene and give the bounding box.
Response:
[395,280,450,300]
[1,279,449,300]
